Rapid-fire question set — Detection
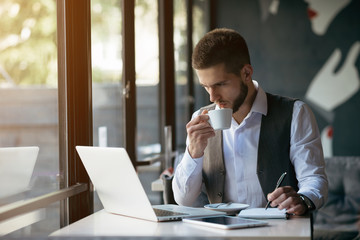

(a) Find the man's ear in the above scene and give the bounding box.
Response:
[242,64,253,81]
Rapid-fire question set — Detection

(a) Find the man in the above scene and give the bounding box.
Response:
[172,28,328,216]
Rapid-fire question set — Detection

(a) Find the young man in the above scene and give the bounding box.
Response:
[172,28,328,215]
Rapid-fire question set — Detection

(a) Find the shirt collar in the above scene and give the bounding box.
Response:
[251,80,267,116]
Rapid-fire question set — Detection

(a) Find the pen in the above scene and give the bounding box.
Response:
[265,172,287,210]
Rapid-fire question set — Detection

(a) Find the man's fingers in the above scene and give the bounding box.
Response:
[267,187,307,215]
[187,114,210,127]
[187,120,213,135]
[267,186,298,208]
[186,111,215,159]
[270,192,288,208]
[188,127,215,140]
[277,195,301,210]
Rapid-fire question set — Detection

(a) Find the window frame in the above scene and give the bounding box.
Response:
[57,0,94,225]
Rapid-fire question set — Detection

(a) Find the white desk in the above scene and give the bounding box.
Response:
[50,209,311,239]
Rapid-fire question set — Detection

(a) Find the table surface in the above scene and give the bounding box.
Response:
[50,209,311,240]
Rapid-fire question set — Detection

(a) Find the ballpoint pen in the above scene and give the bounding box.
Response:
[265,172,287,210]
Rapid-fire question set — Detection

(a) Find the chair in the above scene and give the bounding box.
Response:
[313,156,360,240]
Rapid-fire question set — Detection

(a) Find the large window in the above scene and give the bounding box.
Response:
[135,0,160,160]
[0,0,60,237]
[0,0,213,237]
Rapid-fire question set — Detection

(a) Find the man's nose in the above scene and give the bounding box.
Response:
[209,88,219,103]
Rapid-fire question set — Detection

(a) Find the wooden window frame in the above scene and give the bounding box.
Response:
[57,0,93,225]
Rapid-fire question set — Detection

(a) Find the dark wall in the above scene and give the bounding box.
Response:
[216,0,360,156]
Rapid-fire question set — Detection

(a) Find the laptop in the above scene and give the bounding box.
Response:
[76,146,224,222]
[0,146,39,198]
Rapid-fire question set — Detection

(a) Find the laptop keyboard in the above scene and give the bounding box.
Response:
[153,208,189,217]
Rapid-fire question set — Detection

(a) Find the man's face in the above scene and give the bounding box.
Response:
[196,63,248,113]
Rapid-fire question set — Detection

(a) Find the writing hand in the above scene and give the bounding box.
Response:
[187,110,215,158]
[267,186,307,215]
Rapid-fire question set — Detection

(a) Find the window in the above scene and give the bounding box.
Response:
[135,0,161,160]
[0,0,214,237]
[0,0,60,237]
[174,0,212,152]
[174,0,190,152]
[192,0,212,111]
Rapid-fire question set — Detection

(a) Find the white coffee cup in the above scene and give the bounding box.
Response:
[208,108,233,130]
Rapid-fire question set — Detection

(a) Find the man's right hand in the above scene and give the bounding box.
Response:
[186,110,215,158]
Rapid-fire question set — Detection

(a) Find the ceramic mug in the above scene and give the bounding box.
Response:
[208,108,233,130]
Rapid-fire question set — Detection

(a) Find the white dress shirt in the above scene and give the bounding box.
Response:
[173,81,328,209]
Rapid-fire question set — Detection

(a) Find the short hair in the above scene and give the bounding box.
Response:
[192,28,251,75]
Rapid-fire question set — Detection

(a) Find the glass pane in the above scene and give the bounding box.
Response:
[174,0,210,152]
[91,0,123,211]
[174,0,189,152]
[135,0,162,205]
[135,0,160,159]
[193,0,210,110]
[0,0,59,237]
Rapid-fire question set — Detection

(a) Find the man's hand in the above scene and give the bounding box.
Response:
[186,110,215,158]
[267,186,307,215]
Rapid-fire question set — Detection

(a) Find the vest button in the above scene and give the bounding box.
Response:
[217,192,223,197]
[219,168,225,175]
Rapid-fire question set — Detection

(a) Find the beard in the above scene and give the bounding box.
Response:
[232,81,248,113]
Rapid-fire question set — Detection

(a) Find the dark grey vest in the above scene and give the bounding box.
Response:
[201,93,298,203]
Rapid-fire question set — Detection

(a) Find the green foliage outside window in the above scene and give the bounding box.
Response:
[0,0,57,87]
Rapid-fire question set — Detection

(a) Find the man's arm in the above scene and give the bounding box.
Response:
[290,101,328,209]
[267,101,328,215]
[172,150,204,206]
[172,110,215,206]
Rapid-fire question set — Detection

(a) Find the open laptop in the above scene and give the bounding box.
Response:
[76,146,224,222]
[0,146,39,199]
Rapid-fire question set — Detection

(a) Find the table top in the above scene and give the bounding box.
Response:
[50,209,311,240]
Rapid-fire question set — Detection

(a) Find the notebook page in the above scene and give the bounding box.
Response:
[238,208,288,219]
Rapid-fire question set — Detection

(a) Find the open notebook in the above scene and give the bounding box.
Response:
[76,146,223,222]
[238,208,289,219]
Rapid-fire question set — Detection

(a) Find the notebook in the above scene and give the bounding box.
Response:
[76,146,224,222]
[238,208,289,219]
[0,146,39,198]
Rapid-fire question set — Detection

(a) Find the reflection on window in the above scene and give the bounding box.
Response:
[193,0,210,110]
[135,0,160,159]
[91,0,123,149]
[174,0,189,152]
[0,0,59,237]
[174,0,210,151]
